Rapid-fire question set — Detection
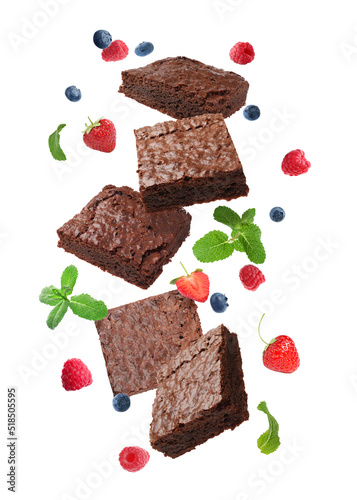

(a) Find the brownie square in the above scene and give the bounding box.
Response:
[57,185,191,289]
[119,56,249,119]
[150,324,249,458]
[135,114,249,212]
[95,291,202,396]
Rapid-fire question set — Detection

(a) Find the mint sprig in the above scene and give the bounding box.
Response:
[257,401,281,455]
[193,206,266,264]
[39,265,107,330]
[48,124,67,161]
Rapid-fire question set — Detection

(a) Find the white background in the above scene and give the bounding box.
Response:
[1,0,357,499]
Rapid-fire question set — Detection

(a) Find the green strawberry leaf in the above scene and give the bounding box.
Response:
[60,265,78,295]
[213,206,241,230]
[238,224,266,264]
[257,401,281,455]
[193,230,234,263]
[48,124,67,161]
[69,294,108,321]
[46,300,69,330]
[39,286,63,306]
[241,208,256,225]
[170,276,182,285]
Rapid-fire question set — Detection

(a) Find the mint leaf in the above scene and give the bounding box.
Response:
[39,286,63,306]
[213,206,241,230]
[48,124,67,161]
[257,401,281,455]
[241,208,256,225]
[232,237,245,252]
[238,224,266,264]
[193,230,234,263]
[69,294,108,321]
[61,265,78,295]
[46,300,69,330]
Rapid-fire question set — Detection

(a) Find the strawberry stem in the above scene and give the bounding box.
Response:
[258,314,269,345]
[180,262,189,276]
[82,116,104,134]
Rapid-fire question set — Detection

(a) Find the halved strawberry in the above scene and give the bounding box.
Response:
[170,263,210,303]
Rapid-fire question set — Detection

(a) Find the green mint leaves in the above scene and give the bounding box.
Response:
[39,265,108,329]
[257,401,281,455]
[48,124,67,161]
[193,206,266,264]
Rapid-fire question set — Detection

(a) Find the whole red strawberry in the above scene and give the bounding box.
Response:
[83,117,116,153]
[119,446,150,472]
[258,314,300,373]
[170,262,209,303]
[239,264,265,291]
[281,149,311,176]
[61,358,93,391]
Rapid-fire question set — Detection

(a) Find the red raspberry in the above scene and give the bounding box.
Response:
[281,149,311,176]
[239,265,265,291]
[229,42,255,65]
[119,447,150,472]
[61,358,93,391]
[102,40,129,62]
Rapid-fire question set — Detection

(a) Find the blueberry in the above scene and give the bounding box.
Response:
[65,86,81,102]
[93,30,112,49]
[243,105,260,121]
[135,41,154,57]
[112,393,131,412]
[210,293,229,313]
[270,207,285,222]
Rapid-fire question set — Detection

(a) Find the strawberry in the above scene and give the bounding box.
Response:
[170,262,209,303]
[258,314,300,373]
[82,117,116,153]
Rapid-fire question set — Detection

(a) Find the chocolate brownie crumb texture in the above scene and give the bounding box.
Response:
[150,324,249,458]
[95,290,202,396]
[119,56,249,119]
[135,114,249,212]
[57,185,191,289]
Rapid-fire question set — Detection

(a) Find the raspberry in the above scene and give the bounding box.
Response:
[101,40,129,62]
[239,265,265,291]
[119,447,150,472]
[281,149,311,176]
[229,42,255,65]
[61,358,93,391]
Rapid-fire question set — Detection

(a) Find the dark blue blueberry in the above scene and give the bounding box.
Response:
[93,30,112,49]
[65,86,81,102]
[270,207,285,222]
[210,293,229,313]
[243,105,260,121]
[112,393,131,412]
[135,41,154,57]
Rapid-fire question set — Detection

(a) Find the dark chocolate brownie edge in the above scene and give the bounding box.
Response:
[140,170,249,212]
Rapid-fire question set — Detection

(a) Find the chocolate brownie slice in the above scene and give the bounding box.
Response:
[150,325,249,458]
[119,56,249,119]
[95,291,202,396]
[135,114,249,212]
[57,185,191,289]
